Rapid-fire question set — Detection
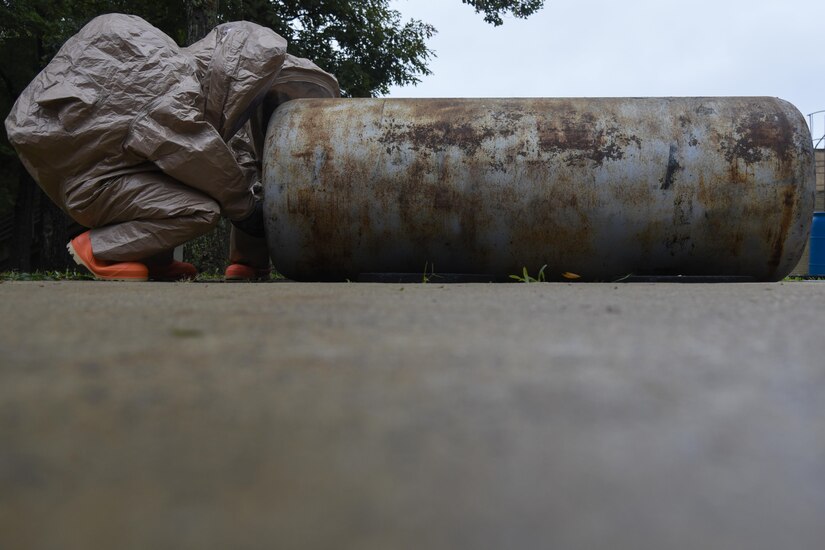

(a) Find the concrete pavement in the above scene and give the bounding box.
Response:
[1,280,825,549]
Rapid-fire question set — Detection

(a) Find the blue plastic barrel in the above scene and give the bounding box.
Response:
[811,212,825,276]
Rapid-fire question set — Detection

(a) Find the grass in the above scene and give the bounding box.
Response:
[0,269,93,281]
[2,269,819,284]
[0,269,286,282]
[422,262,434,284]
[510,265,547,283]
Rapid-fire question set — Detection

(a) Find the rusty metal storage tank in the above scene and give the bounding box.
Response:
[262,97,815,281]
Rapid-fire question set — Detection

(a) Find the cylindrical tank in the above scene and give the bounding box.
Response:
[811,212,825,276]
[263,97,815,281]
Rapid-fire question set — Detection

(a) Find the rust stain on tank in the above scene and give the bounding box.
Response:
[382,119,498,156]
[728,231,745,258]
[378,99,520,157]
[728,161,752,185]
[611,179,655,207]
[537,110,641,167]
[433,185,458,209]
[721,110,795,164]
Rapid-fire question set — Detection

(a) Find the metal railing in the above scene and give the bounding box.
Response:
[809,110,825,149]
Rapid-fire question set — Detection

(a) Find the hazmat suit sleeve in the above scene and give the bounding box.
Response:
[124,94,256,221]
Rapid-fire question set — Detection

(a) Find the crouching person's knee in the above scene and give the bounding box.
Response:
[192,199,221,237]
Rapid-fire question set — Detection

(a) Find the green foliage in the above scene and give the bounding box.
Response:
[220,0,436,97]
[510,264,547,283]
[462,0,545,26]
[0,1,187,59]
[183,218,232,275]
[220,0,546,96]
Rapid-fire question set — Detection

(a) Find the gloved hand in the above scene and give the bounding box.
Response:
[231,200,265,238]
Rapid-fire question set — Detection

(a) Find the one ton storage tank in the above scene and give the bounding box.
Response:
[263,97,815,281]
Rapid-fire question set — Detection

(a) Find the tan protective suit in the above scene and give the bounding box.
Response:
[226,54,340,271]
[5,14,287,261]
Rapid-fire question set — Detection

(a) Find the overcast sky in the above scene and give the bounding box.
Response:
[387,0,825,142]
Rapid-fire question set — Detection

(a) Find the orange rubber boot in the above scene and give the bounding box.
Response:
[226,226,270,282]
[225,263,271,281]
[148,261,198,281]
[67,231,149,281]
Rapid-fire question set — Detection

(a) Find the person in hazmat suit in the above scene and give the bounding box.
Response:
[5,13,337,281]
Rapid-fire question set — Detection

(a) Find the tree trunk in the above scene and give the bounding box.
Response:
[11,174,34,272]
[10,174,77,271]
[186,0,220,45]
[4,33,80,272]
[38,195,80,270]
